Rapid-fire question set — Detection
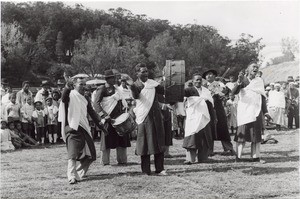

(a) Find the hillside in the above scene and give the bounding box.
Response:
[261,60,299,84]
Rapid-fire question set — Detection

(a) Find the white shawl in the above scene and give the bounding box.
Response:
[100,86,128,116]
[237,77,266,126]
[58,90,91,142]
[184,96,210,137]
[133,79,159,125]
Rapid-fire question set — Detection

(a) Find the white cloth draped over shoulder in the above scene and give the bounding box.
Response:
[100,85,128,116]
[184,96,210,137]
[58,90,92,142]
[237,77,266,126]
[133,79,159,125]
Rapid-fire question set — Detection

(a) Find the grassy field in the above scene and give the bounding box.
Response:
[1,129,299,199]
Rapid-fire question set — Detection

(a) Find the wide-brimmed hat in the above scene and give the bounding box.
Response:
[287,76,294,82]
[45,96,53,101]
[104,70,116,78]
[40,80,50,87]
[202,69,218,79]
[34,100,43,105]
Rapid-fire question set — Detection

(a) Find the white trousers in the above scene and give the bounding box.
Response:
[67,158,92,181]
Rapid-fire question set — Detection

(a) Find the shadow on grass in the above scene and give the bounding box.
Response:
[242,166,297,175]
[83,171,146,181]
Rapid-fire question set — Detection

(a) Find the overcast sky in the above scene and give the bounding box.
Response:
[64,1,299,64]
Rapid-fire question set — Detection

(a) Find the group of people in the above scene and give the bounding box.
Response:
[1,62,299,185]
[1,80,66,151]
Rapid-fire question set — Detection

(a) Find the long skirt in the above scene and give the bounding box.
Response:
[268,107,286,126]
[182,124,212,150]
[234,111,263,143]
[66,126,96,161]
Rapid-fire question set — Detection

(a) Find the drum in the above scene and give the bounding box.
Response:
[112,113,137,136]
[164,60,185,103]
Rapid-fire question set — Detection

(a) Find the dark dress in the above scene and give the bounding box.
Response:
[131,79,166,155]
[182,87,214,150]
[232,82,268,143]
[93,85,131,150]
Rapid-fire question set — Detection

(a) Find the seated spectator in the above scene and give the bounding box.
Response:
[14,121,38,146]
[7,120,34,149]
[0,120,15,152]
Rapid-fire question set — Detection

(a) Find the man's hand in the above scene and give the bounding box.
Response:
[237,71,244,83]
[265,113,273,122]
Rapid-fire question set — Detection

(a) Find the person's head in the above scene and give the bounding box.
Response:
[270,83,275,90]
[256,71,263,78]
[9,92,17,104]
[1,78,9,89]
[52,90,60,101]
[289,82,295,89]
[84,85,92,97]
[5,86,12,93]
[8,122,15,130]
[1,121,7,129]
[203,70,217,83]
[275,83,281,91]
[282,82,288,89]
[34,101,43,110]
[246,63,259,79]
[229,76,235,82]
[15,121,22,131]
[26,96,32,105]
[229,92,235,100]
[41,80,50,90]
[73,78,86,95]
[45,97,53,106]
[135,63,148,83]
[192,73,202,88]
[22,81,30,92]
[104,70,116,86]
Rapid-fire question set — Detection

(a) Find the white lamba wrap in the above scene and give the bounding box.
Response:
[237,77,266,126]
[133,79,159,125]
[184,96,210,137]
[100,86,128,116]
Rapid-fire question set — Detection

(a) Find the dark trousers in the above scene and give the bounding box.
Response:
[36,127,45,142]
[141,153,164,175]
[22,122,35,139]
[288,106,299,129]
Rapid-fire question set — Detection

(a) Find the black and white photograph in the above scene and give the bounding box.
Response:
[1,0,299,198]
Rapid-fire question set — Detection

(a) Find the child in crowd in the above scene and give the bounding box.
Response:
[0,120,15,152]
[20,96,35,138]
[52,90,61,107]
[14,121,38,146]
[6,92,21,122]
[32,101,46,144]
[8,121,33,149]
[44,97,58,144]
[226,93,238,135]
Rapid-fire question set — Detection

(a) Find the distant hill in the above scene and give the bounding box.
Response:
[261,60,299,84]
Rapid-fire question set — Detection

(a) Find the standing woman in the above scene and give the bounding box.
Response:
[93,70,131,165]
[202,69,235,155]
[232,63,272,163]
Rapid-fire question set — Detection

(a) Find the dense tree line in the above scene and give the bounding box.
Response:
[1,2,265,87]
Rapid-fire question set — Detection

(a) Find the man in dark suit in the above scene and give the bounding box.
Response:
[130,63,167,176]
